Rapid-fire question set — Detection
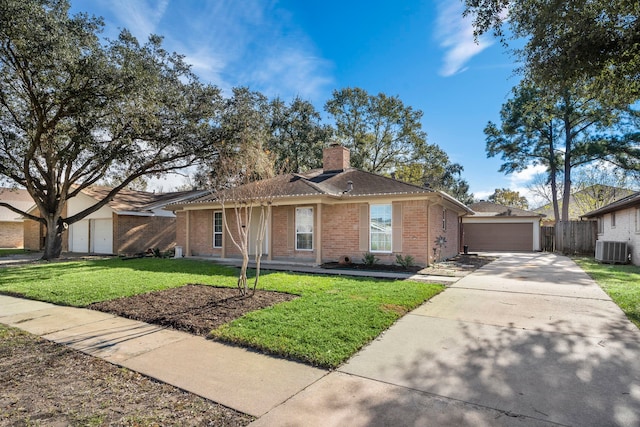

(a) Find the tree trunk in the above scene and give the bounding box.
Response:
[561,93,573,222]
[548,125,561,224]
[238,254,249,296]
[42,215,65,260]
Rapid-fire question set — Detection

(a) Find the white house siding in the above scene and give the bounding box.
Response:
[598,206,640,265]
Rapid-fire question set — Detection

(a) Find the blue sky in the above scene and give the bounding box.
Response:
[71,0,544,203]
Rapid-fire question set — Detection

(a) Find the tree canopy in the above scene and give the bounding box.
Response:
[325,87,473,201]
[324,87,427,173]
[464,0,640,106]
[0,0,220,259]
[269,97,332,173]
[487,188,529,210]
[485,81,640,221]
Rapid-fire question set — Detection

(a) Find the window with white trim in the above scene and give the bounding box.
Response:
[370,204,392,252]
[213,211,223,248]
[611,212,617,228]
[597,217,604,234]
[636,208,640,233]
[442,208,447,231]
[295,207,313,250]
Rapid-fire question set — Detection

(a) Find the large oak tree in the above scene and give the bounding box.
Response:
[464,0,640,106]
[0,0,220,259]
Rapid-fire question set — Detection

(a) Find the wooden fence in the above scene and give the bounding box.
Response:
[541,221,598,255]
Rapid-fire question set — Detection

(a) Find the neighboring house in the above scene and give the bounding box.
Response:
[0,188,34,248]
[167,145,473,266]
[24,187,206,255]
[534,185,635,225]
[582,191,640,265]
[463,201,545,252]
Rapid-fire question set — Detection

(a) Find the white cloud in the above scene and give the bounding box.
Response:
[158,1,333,100]
[90,0,333,100]
[508,164,548,187]
[105,0,169,41]
[434,1,494,76]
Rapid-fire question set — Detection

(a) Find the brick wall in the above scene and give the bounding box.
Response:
[321,203,361,262]
[323,145,350,172]
[178,199,464,266]
[176,211,186,249]
[0,222,23,248]
[23,219,41,250]
[113,215,176,255]
[399,200,430,265]
[187,209,217,256]
[428,205,460,263]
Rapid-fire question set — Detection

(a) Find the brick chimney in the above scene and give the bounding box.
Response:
[323,144,350,173]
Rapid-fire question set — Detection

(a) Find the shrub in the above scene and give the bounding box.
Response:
[362,252,379,266]
[395,254,415,269]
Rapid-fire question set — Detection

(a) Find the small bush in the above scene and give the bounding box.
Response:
[395,254,415,269]
[362,252,379,266]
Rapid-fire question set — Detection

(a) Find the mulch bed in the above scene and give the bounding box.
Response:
[322,254,497,276]
[321,261,421,273]
[88,284,298,336]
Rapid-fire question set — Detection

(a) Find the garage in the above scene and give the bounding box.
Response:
[463,201,545,252]
[69,219,113,254]
[464,222,533,251]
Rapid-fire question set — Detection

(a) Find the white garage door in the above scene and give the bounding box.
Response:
[91,219,113,254]
[70,220,89,252]
[464,223,533,251]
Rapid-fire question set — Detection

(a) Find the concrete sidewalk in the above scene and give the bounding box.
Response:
[0,295,327,417]
[253,253,640,427]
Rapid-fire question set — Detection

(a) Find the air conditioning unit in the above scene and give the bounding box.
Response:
[595,241,629,264]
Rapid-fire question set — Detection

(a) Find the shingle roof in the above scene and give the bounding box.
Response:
[582,191,640,218]
[0,188,35,222]
[469,201,545,217]
[533,185,635,220]
[174,168,472,213]
[80,186,207,214]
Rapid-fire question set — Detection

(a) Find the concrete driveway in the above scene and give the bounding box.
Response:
[252,252,640,427]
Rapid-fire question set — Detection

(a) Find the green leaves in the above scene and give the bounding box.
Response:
[464,0,640,107]
[324,87,426,173]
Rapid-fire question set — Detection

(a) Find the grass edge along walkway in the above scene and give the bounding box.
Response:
[0,257,444,368]
[574,257,640,330]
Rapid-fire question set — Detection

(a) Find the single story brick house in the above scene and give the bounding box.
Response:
[167,145,473,266]
[24,187,205,255]
[462,201,545,252]
[0,188,34,248]
[582,191,640,265]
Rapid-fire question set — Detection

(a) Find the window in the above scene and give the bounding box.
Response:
[370,204,392,252]
[442,208,447,231]
[597,217,604,234]
[611,212,617,228]
[213,211,223,248]
[296,207,313,250]
[636,208,640,233]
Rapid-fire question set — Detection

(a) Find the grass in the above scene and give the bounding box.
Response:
[574,257,640,329]
[0,258,238,306]
[0,248,30,257]
[0,257,443,368]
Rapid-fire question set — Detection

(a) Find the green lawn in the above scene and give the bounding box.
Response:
[0,258,443,368]
[574,257,640,329]
[0,249,31,257]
